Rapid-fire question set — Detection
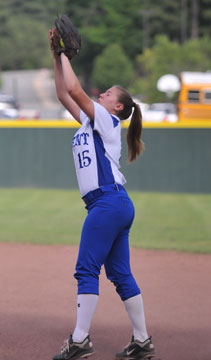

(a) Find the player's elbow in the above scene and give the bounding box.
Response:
[66,76,80,96]
[67,84,81,103]
[57,89,66,104]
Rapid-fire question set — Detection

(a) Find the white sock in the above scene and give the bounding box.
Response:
[124,294,149,342]
[72,294,98,343]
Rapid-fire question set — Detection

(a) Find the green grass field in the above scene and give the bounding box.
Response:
[0,189,210,253]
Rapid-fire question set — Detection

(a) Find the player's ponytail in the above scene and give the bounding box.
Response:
[127,102,144,162]
[115,86,144,163]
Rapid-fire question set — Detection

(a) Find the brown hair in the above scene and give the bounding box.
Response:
[115,85,144,163]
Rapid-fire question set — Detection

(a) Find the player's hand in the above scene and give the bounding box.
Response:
[49,28,60,59]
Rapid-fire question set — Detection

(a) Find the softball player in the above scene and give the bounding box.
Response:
[49,30,155,360]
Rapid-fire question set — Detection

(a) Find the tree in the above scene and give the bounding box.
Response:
[65,0,142,57]
[0,16,52,70]
[92,44,134,92]
[0,0,66,24]
[139,0,181,44]
[65,0,142,91]
[0,0,211,77]
[0,0,66,70]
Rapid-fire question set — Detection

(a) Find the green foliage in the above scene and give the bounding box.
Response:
[66,0,142,58]
[92,44,134,91]
[0,16,52,70]
[199,0,211,37]
[0,0,211,96]
[138,0,181,46]
[0,0,66,24]
[138,0,211,43]
[65,0,142,91]
[0,0,66,70]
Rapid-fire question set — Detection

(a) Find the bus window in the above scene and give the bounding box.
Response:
[204,90,211,103]
[188,90,200,102]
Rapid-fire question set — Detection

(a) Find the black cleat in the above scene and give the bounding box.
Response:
[53,334,95,360]
[115,336,155,359]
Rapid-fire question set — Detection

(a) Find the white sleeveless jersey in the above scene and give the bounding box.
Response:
[72,101,126,197]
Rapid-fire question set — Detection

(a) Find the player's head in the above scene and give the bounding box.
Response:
[97,86,137,119]
[114,85,134,120]
[97,87,124,114]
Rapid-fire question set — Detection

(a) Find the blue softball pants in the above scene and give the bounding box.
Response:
[74,188,141,301]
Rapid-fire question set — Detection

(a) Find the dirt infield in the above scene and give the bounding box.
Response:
[0,243,210,360]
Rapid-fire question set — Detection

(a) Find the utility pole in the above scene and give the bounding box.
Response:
[181,0,188,43]
[191,0,199,39]
[139,9,153,50]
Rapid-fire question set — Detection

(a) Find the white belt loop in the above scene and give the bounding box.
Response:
[115,183,119,191]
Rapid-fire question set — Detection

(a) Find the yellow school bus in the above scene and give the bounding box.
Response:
[178,71,211,121]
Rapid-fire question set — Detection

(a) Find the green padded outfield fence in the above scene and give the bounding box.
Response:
[0,120,210,193]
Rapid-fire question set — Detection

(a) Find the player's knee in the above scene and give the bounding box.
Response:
[107,273,141,301]
[74,269,100,295]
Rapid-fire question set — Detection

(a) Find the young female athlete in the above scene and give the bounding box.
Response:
[49,29,156,360]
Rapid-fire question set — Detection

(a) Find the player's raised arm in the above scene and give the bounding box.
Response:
[60,53,94,121]
[49,28,81,123]
[49,14,94,122]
